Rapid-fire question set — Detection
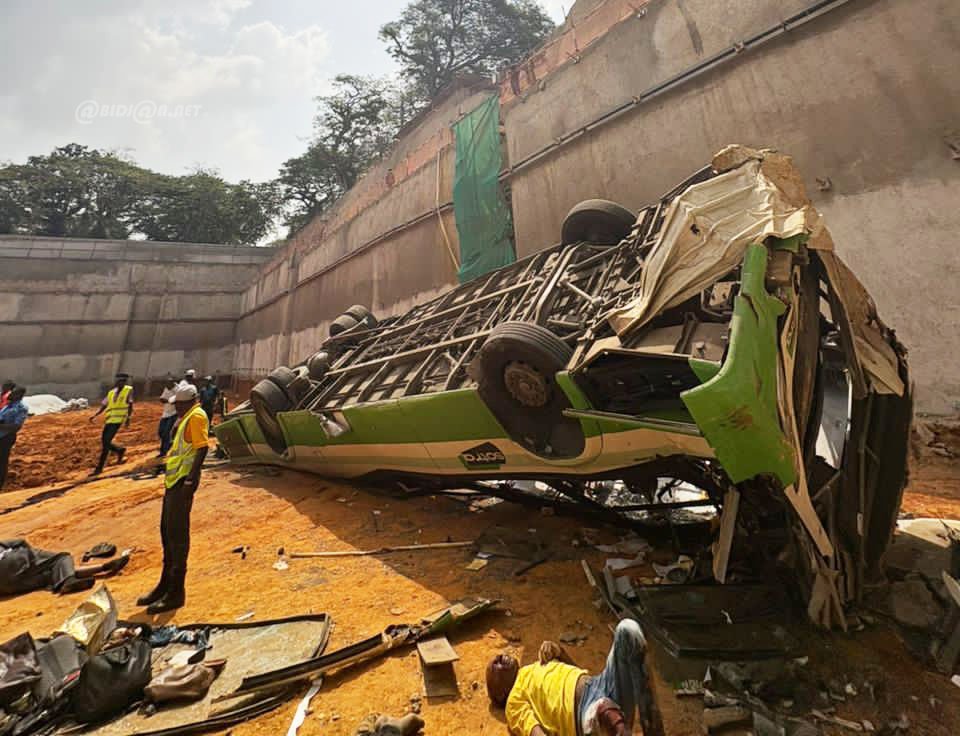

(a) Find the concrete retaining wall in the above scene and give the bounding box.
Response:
[0,236,271,399]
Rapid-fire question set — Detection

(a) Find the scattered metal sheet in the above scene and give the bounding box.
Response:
[225,598,494,698]
[623,585,798,660]
[80,614,331,736]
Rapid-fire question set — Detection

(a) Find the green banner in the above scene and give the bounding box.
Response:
[452,95,515,283]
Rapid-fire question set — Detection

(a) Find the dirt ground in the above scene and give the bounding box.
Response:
[1,405,959,735]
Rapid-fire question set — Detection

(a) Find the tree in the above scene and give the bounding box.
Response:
[276,75,402,231]
[0,145,277,244]
[0,144,147,239]
[379,0,555,101]
[133,169,278,245]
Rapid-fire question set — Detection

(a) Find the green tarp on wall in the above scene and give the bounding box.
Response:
[452,95,515,283]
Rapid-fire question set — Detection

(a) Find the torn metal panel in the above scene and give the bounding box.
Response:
[621,585,799,660]
[818,251,905,397]
[606,156,815,337]
[680,244,796,488]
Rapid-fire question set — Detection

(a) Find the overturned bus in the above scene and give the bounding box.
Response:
[214,147,911,628]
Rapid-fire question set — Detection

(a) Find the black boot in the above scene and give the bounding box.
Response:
[146,589,185,614]
[147,567,185,614]
[137,565,170,607]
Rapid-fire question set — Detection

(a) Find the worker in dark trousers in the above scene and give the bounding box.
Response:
[138,384,208,614]
[199,376,219,425]
[0,387,28,490]
[89,373,134,475]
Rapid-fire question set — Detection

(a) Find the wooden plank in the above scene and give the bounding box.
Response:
[417,637,459,666]
[712,488,740,584]
[422,662,458,698]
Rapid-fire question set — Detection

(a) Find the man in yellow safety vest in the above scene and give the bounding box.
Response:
[137,383,209,613]
[89,373,134,475]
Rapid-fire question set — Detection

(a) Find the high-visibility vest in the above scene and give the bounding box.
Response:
[164,403,207,490]
[104,385,133,425]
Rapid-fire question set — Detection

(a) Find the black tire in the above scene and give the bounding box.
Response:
[344,305,379,328]
[286,376,313,409]
[267,366,297,391]
[250,379,292,454]
[307,351,331,380]
[474,322,584,458]
[561,199,636,245]
[329,314,359,337]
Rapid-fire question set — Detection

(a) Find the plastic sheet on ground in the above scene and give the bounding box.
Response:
[22,394,67,416]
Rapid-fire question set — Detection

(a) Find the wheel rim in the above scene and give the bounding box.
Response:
[504,361,549,407]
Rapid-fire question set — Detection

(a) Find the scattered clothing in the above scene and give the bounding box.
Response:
[0,632,40,707]
[62,397,90,412]
[144,660,225,704]
[148,626,209,650]
[103,626,145,651]
[356,713,425,736]
[0,539,77,596]
[82,543,117,562]
[0,632,86,734]
[71,636,152,723]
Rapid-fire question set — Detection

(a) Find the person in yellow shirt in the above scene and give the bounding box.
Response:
[137,384,209,614]
[88,372,134,475]
[487,620,664,736]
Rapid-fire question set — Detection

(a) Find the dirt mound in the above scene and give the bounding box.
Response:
[2,402,164,492]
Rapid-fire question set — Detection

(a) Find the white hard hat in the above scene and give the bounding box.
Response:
[170,384,199,403]
[185,369,197,377]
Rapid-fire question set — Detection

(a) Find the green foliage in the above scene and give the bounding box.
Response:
[133,170,278,244]
[0,145,277,244]
[380,0,555,101]
[277,75,404,232]
[0,144,147,239]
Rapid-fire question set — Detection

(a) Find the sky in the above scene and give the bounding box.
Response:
[0,0,569,183]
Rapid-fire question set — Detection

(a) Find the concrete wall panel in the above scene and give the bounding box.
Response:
[0,238,270,398]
